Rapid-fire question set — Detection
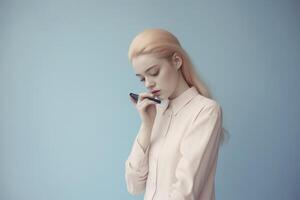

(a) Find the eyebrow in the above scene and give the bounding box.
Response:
[135,64,158,76]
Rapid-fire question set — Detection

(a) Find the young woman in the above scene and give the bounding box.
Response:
[125,28,226,200]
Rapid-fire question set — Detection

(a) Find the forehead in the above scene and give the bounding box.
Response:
[132,54,165,72]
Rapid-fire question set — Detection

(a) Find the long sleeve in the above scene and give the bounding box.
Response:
[168,103,222,200]
[125,130,150,195]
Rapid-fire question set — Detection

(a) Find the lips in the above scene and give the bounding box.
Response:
[151,90,160,94]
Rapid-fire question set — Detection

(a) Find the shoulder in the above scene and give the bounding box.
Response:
[190,94,222,118]
[192,94,220,109]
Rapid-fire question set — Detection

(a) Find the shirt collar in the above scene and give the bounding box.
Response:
[159,86,199,116]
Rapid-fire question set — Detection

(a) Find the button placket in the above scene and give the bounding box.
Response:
[162,110,173,138]
[151,110,173,200]
[151,158,157,185]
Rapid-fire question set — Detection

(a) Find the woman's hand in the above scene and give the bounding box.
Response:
[129,92,158,128]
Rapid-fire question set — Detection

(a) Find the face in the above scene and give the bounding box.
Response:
[132,53,180,100]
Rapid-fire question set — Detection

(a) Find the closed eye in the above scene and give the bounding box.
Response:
[140,71,159,82]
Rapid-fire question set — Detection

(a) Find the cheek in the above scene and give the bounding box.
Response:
[158,68,178,86]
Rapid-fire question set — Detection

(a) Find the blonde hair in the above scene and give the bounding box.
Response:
[128,28,229,146]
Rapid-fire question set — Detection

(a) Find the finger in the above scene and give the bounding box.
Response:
[138,92,155,102]
[138,98,158,109]
[139,92,154,98]
[138,96,155,105]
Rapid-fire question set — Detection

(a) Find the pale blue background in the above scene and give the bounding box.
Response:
[1,0,299,199]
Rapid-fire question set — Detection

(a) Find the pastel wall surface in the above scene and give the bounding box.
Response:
[1,0,299,199]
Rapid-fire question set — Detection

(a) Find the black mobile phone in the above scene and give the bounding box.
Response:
[129,92,161,104]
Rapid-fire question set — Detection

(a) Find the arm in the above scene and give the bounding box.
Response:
[125,124,151,195]
[168,103,222,200]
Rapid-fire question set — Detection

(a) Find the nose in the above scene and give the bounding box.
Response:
[145,78,155,88]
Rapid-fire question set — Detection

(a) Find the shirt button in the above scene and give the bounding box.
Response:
[149,175,155,185]
[151,179,155,185]
[152,157,158,165]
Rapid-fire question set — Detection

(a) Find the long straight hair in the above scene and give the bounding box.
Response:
[128,28,229,146]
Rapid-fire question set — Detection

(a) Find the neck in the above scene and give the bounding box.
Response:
[169,71,190,101]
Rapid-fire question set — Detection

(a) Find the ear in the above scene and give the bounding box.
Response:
[172,52,183,70]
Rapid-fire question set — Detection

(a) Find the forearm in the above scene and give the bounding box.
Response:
[137,123,152,152]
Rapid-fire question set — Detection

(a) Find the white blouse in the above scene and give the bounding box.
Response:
[125,86,223,200]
